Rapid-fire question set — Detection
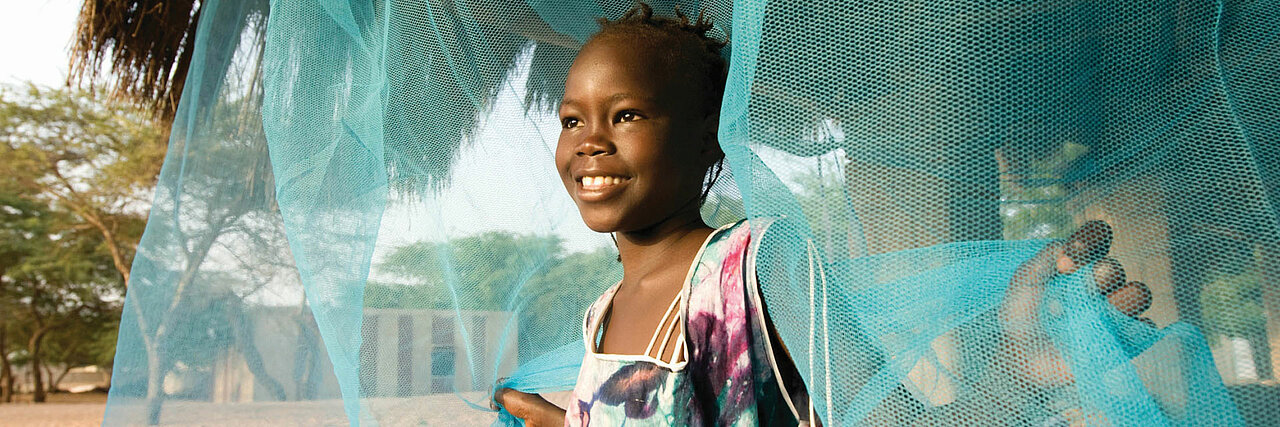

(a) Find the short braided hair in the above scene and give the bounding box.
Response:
[591,3,729,116]
[589,3,729,204]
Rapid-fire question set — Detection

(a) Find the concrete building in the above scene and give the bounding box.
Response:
[201,307,517,403]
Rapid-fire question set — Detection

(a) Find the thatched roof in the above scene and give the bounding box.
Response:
[69,0,203,119]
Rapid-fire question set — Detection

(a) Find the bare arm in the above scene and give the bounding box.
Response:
[494,388,567,427]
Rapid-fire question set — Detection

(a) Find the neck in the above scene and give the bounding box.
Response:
[615,201,714,288]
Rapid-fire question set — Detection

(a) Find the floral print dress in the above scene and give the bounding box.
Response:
[566,220,811,426]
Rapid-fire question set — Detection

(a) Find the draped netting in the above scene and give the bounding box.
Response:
[102,0,1279,425]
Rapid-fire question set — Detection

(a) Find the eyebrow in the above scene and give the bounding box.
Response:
[560,93,656,110]
[606,93,643,104]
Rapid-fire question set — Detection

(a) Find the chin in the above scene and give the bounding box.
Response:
[577,209,625,233]
[581,216,622,233]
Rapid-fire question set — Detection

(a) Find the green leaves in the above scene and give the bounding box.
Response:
[0,84,166,213]
[1,84,165,383]
[369,232,567,311]
[367,232,621,362]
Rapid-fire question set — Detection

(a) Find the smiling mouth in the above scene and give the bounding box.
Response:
[574,175,631,201]
[577,175,627,190]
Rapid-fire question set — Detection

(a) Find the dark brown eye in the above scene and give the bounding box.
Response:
[616,110,643,123]
[561,117,581,129]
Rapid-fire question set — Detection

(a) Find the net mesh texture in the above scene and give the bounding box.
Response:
[102,0,1280,425]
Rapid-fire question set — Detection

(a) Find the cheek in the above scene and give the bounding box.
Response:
[652,140,708,189]
[554,137,573,181]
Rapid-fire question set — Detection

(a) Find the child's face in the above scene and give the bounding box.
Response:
[556,37,716,233]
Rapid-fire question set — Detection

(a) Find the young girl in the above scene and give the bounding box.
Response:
[495,4,1151,426]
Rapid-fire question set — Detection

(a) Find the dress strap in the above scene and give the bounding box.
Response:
[669,329,686,364]
[644,291,685,364]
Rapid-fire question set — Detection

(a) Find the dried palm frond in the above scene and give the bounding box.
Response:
[69,0,203,120]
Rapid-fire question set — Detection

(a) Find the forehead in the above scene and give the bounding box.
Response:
[562,37,690,103]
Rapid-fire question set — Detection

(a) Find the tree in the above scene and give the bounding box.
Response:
[0,176,49,402]
[371,232,566,312]
[370,232,622,363]
[42,308,121,392]
[1201,264,1271,379]
[790,164,860,259]
[1,85,162,403]
[2,209,120,402]
[518,247,621,362]
[71,2,293,418]
[999,143,1090,241]
[123,99,277,422]
[0,85,165,286]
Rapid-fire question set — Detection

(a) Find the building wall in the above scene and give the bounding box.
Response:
[359,309,518,397]
[209,307,517,402]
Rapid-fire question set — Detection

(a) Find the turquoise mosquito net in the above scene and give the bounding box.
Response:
[101,0,1280,425]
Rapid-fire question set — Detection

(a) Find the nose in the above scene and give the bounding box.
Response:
[576,126,615,157]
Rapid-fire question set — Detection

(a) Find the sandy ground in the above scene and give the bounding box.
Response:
[0,391,562,426]
[1,392,107,427]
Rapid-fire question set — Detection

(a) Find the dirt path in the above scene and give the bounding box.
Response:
[0,392,522,426]
[1,393,107,427]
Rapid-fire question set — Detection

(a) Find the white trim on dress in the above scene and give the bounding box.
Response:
[580,221,737,372]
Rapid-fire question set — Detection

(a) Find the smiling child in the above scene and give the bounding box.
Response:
[494,4,1153,426]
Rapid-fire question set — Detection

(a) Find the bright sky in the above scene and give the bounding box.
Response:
[0,0,83,87]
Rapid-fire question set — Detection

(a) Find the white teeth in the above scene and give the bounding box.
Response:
[581,176,624,188]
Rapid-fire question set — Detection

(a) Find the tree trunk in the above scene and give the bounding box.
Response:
[137,216,230,423]
[28,329,47,403]
[76,208,131,285]
[138,229,227,423]
[49,339,82,394]
[43,364,55,394]
[230,297,287,401]
[52,365,71,393]
[145,346,165,425]
[0,327,12,403]
[0,366,11,403]
[294,312,322,401]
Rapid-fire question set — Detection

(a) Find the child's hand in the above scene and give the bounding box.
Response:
[999,220,1154,387]
[493,388,567,427]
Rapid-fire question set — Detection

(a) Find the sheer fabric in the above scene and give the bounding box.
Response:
[103,0,1279,425]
